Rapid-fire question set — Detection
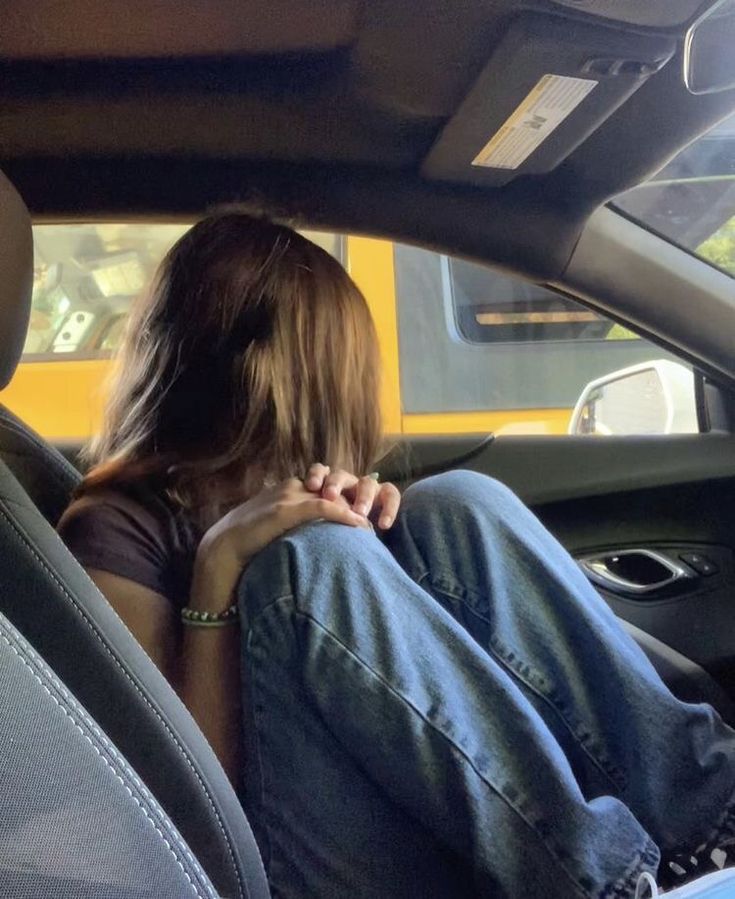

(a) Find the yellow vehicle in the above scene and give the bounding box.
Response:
[1,222,676,444]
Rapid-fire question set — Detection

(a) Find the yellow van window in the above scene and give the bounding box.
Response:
[26,224,343,361]
[5,223,342,442]
[27,225,190,359]
[392,244,698,437]
[449,257,639,344]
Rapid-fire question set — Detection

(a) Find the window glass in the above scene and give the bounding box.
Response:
[26,224,343,360]
[4,224,700,442]
[613,111,735,278]
[450,257,638,344]
[393,244,697,436]
[6,223,342,442]
[27,224,190,358]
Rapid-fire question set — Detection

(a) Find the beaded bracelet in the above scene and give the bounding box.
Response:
[180,603,239,627]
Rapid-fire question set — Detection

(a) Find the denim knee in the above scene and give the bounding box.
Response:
[283,518,378,560]
[401,470,518,521]
[237,520,381,621]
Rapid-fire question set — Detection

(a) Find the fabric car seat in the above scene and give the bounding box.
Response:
[0,168,80,525]
[0,607,218,899]
[0,169,270,898]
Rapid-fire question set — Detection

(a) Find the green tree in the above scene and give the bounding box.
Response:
[697,215,735,276]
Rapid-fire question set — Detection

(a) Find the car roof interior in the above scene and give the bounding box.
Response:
[2,0,735,374]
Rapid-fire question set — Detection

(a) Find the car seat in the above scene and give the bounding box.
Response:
[0,167,270,898]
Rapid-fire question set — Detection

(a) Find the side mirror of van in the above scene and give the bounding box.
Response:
[568,360,698,436]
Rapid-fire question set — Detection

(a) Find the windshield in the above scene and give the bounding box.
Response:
[613,111,735,278]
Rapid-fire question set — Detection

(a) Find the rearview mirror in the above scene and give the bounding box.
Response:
[685,0,735,95]
[568,360,697,436]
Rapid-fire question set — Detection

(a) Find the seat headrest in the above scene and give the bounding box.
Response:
[0,170,33,390]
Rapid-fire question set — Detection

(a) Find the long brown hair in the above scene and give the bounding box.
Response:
[81,211,382,515]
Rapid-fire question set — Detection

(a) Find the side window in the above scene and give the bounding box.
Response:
[10,223,343,441]
[393,244,699,436]
[3,223,701,442]
[27,224,192,360]
[26,225,344,362]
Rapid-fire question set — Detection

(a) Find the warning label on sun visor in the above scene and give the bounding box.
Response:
[472,74,597,170]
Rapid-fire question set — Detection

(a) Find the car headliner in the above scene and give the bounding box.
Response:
[2,0,735,285]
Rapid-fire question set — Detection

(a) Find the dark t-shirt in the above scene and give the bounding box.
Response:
[57,485,202,607]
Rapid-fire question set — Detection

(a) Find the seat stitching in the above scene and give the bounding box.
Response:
[0,618,215,898]
[0,499,249,899]
[1,623,213,883]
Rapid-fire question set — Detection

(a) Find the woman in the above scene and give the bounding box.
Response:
[59,211,735,898]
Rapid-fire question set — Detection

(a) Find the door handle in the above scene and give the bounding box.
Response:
[579,549,692,596]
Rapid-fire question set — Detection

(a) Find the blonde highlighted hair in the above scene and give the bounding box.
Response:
[82,211,382,513]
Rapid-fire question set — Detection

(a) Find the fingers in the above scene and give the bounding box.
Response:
[291,496,367,529]
[304,463,330,493]
[322,470,381,519]
[351,475,380,517]
[376,482,401,530]
[302,467,401,527]
[321,469,359,502]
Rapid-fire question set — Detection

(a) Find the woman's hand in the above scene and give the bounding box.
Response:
[191,478,369,611]
[304,464,401,530]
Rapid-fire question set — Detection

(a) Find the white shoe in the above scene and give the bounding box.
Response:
[636,867,735,897]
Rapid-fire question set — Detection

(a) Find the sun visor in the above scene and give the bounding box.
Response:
[422,13,676,188]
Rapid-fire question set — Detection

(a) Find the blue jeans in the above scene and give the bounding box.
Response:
[236,471,735,898]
